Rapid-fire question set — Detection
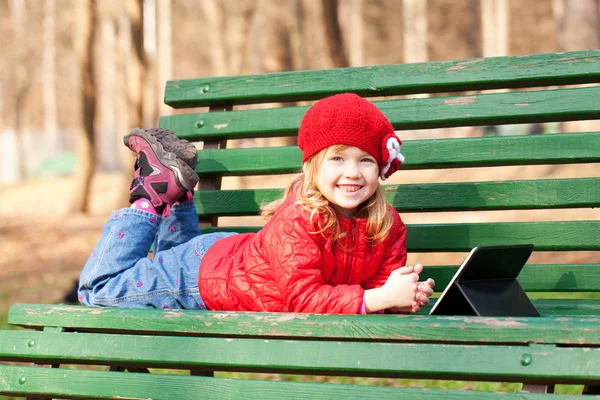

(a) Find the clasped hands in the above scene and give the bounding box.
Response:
[364,263,435,314]
[387,264,435,314]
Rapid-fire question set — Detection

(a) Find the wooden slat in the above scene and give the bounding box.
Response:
[198,221,600,251]
[1,331,599,384]
[160,86,600,141]
[0,365,590,400]
[531,299,600,317]
[405,221,600,251]
[425,264,600,292]
[194,132,600,175]
[194,178,600,216]
[8,304,600,343]
[164,50,600,107]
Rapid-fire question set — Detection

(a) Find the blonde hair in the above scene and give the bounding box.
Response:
[260,145,394,244]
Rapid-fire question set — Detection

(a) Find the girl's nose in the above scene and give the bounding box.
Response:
[343,162,361,178]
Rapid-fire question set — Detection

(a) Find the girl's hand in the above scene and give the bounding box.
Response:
[364,267,419,313]
[380,267,419,310]
[392,265,435,313]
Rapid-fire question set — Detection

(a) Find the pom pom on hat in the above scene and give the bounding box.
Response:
[298,93,404,180]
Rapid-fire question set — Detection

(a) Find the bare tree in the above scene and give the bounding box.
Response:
[43,0,58,155]
[403,0,428,63]
[97,1,119,171]
[143,0,157,126]
[9,0,28,180]
[481,0,509,57]
[348,0,363,67]
[124,0,148,125]
[322,0,348,68]
[70,0,97,214]
[157,0,172,115]
[199,0,226,76]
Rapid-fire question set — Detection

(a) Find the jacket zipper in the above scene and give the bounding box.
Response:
[343,221,356,283]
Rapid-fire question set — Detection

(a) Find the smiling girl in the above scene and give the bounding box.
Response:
[78,93,435,314]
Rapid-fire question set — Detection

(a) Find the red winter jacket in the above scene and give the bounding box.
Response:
[198,196,408,314]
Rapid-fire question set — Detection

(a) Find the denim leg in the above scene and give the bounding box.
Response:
[78,207,236,310]
[154,200,201,253]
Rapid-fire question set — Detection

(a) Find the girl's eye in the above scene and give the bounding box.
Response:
[361,158,376,163]
[330,156,343,162]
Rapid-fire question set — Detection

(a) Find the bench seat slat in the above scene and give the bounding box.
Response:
[160,86,600,141]
[164,50,600,107]
[199,221,600,251]
[1,331,599,383]
[8,304,600,342]
[194,178,600,216]
[0,365,588,400]
[194,132,600,175]
[425,264,600,292]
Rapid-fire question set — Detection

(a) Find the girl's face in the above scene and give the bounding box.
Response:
[316,146,379,218]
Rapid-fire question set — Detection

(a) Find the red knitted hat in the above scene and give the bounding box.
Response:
[298,93,404,180]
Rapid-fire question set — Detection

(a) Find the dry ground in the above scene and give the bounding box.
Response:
[0,174,126,313]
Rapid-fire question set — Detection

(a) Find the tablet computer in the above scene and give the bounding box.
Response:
[429,244,540,317]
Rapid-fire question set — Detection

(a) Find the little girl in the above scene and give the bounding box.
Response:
[79,93,435,314]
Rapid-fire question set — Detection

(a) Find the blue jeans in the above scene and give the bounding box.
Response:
[78,201,236,309]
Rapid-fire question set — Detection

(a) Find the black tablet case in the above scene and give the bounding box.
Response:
[430,244,540,317]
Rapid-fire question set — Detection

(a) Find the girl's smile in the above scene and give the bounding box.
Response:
[316,146,380,218]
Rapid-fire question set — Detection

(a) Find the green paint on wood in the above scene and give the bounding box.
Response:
[164,50,600,107]
[197,221,600,251]
[160,86,600,141]
[426,264,600,292]
[0,365,592,400]
[0,331,599,382]
[8,304,600,343]
[193,178,600,216]
[193,132,600,176]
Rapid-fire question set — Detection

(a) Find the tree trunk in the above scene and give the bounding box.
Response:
[10,0,27,180]
[402,0,428,63]
[157,0,172,115]
[125,0,146,130]
[468,0,482,58]
[43,0,58,155]
[322,0,348,68]
[481,0,509,57]
[143,0,157,126]
[70,0,97,214]
[199,0,226,76]
[96,1,118,172]
[348,0,363,67]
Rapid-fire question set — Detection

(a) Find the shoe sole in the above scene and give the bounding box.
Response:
[123,131,199,192]
[130,127,198,170]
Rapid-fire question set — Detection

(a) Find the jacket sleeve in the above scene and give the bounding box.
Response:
[363,211,408,290]
[266,213,364,314]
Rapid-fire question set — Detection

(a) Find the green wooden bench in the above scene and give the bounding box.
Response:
[1,49,600,399]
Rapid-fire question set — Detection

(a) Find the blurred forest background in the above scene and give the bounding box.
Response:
[0,0,599,319]
[1,0,599,192]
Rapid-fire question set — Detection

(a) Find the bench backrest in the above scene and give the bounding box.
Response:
[158,50,600,300]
